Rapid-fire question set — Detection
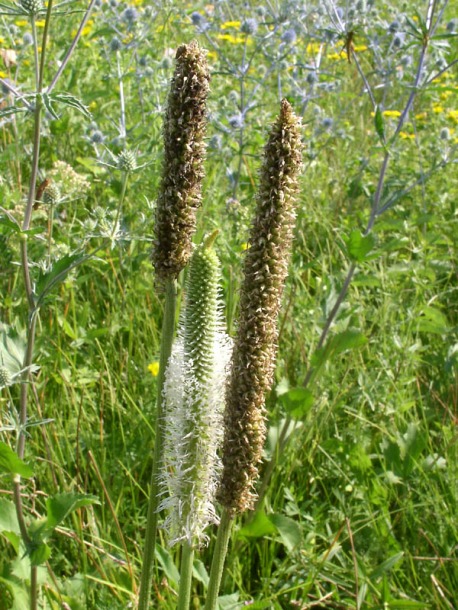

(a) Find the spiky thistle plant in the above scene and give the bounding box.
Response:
[204,100,302,610]
[138,40,210,610]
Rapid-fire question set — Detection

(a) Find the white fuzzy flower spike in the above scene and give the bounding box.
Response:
[159,231,232,547]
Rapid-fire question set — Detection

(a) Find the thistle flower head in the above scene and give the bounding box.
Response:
[0,366,12,388]
[42,182,61,206]
[152,41,210,281]
[218,100,302,514]
[159,232,232,546]
[117,149,137,173]
[19,0,43,16]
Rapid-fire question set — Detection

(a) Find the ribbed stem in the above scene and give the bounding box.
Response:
[177,543,195,610]
[138,278,177,610]
[204,509,233,610]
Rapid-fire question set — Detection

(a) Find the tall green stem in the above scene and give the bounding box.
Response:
[177,543,194,610]
[204,509,233,610]
[138,278,177,610]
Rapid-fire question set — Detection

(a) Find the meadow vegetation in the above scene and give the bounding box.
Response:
[0,0,457,608]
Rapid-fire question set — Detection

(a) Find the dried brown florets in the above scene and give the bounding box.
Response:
[152,41,210,281]
[218,100,302,514]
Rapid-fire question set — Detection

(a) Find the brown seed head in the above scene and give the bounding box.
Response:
[152,41,210,280]
[218,100,302,514]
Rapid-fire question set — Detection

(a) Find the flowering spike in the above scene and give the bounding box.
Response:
[159,236,232,546]
[152,41,210,281]
[218,100,302,514]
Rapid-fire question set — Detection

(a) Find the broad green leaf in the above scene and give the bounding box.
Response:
[156,545,179,584]
[216,593,240,609]
[269,513,302,551]
[29,541,51,566]
[0,443,33,478]
[280,387,314,419]
[311,329,367,370]
[370,552,404,580]
[416,306,448,334]
[331,329,368,355]
[238,509,277,539]
[0,498,20,535]
[374,105,385,143]
[46,493,99,529]
[0,576,29,610]
[346,230,375,262]
[192,559,209,586]
[35,253,88,306]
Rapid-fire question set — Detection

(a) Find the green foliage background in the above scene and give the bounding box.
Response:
[0,0,457,607]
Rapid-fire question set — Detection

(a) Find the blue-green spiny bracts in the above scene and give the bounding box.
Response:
[152,41,210,281]
[159,232,232,546]
[218,100,302,514]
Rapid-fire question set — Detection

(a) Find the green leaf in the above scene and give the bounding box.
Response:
[416,306,448,334]
[312,329,368,370]
[385,601,429,609]
[280,387,314,419]
[0,576,29,610]
[370,552,404,580]
[269,513,302,551]
[46,493,99,530]
[238,509,277,539]
[346,230,375,262]
[331,329,368,355]
[29,541,51,567]
[156,545,180,585]
[35,253,88,306]
[0,443,33,478]
[374,105,385,143]
[53,93,92,118]
[0,105,28,120]
[0,498,20,536]
[192,559,209,586]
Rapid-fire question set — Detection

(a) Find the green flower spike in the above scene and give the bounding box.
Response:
[152,41,210,281]
[159,231,232,546]
[218,99,302,514]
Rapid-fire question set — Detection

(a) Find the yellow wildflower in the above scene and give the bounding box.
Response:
[0,70,7,78]
[433,105,444,113]
[35,20,46,27]
[221,20,241,29]
[447,110,458,123]
[241,242,250,251]
[206,50,218,61]
[415,112,427,120]
[148,362,160,377]
[327,52,344,61]
[15,19,28,27]
[383,110,401,118]
[306,42,321,54]
[399,132,415,139]
[353,44,368,53]
[441,90,452,101]
[217,33,250,44]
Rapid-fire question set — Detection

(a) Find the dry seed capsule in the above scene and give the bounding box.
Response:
[152,41,210,281]
[218,100,302,514]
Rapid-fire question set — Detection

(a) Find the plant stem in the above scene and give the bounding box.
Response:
[137,278,177,610]
[47,0,97,94]
[204,509,233,610]
[177,543,194,610]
